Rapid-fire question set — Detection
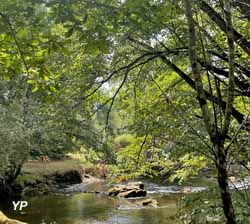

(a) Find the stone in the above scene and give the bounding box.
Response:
[118,189,147,198]
[0,211,27,224]
[108,182,147,198]
[228,176,236,183]
[108,185,125,197]
[137,198,158,207]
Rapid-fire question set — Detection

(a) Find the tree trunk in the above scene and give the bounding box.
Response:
[215,141,236,224]
[184,1,237,223]
[0,163,23,199]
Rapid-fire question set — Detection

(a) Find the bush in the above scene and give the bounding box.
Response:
[114,134,134,149]
[177,188,250,224]
[0,106,31,182]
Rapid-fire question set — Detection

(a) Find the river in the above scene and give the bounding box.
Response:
[0,180,211,224]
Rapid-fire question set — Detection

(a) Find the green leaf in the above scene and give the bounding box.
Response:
[32,85,39,93]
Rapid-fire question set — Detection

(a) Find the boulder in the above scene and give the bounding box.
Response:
[118,189,146,198]
[108,186,124,197]
[137,198,158,207]
[108,182,146,198]
[0,211,27,224]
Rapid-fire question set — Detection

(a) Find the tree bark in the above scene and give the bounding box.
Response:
[215,140,236,224]
[184,1,237,223]
[222,0,235,136]
[217,3,236,223]
[184,0,213,136]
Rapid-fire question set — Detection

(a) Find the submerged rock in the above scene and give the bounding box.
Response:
[108,181,147,198]
[137,198,158,207]
[0,211,27,224]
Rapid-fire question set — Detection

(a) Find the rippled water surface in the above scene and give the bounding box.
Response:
[1,180,212,224]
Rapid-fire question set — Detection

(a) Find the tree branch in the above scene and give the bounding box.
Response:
[198,0,250,55]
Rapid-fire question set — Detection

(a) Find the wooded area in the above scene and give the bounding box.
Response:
[1,0,250,223]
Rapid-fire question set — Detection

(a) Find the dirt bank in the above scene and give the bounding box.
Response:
[13,160,108,197]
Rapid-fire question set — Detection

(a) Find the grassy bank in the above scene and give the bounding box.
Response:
[15,159,108,196]
[22,160,82,176]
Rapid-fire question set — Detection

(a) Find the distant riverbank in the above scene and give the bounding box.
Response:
[13,160,108,197]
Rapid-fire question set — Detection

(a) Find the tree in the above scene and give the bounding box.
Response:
[59,1,249,222]
[184,0,236,223]
[1,0,250,222]
[0,0,111,194]
[0,100,31,198]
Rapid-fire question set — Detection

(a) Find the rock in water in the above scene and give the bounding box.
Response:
[118,189,147,198]
[0,211,27,224]
[228,176,236,183]
[137,198,158,207]
[108,181,147,198]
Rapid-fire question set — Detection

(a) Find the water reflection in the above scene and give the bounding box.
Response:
[1,192,179,224]
[1,177,215,223]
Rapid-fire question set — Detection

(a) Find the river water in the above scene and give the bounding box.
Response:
[0,181,210,224]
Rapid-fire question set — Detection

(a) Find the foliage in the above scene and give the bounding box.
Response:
[68,146,105,164]
[1,0,250,222]
[177,188,250,224]
[114,133,134,149]
[0,102,31,182]
[113,134,174,179]
[170,154,208,183]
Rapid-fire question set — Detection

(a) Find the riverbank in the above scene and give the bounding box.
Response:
[0,160,220,224]
[14,160,107,197]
